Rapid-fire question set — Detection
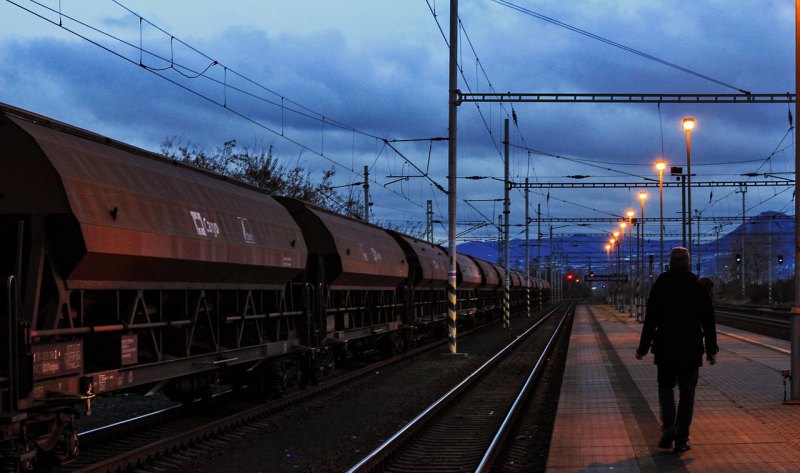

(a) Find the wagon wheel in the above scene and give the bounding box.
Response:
[257,368,287,402]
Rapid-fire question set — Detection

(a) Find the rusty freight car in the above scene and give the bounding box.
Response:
[0,103,550,471]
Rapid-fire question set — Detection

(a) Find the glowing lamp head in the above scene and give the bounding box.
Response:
[613,231,620,239]
[605,244,611,251]
[682,117,696,132]
[639,191,648,201]
[626,210,635,218]
[655,160,667,171]
[620,222,627,229]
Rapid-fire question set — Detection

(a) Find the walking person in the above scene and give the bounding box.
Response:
[635,247,718,453]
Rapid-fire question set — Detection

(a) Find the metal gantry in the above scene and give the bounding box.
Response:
[526,216,793,224]
[457,92,796,104]
[446,2,800,398]
[509,180,793,189]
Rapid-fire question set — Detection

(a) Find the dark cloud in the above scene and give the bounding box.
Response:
[0,1,795,246]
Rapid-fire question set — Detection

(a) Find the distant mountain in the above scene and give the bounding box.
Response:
[458,211,795,280]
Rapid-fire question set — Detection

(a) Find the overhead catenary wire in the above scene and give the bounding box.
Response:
[489,0,751,95]
[426,0,542,238]
[6,0,435,218]
[426,2,602,238]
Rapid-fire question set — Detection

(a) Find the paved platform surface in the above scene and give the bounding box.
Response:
[546,303,800,472]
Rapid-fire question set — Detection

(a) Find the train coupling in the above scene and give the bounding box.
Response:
[81,382,95,416]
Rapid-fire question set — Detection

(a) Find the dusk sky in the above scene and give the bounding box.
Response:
[0,1,795,263]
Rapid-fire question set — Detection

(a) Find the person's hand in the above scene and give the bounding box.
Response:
[707,354,716,365]
[635,352,644,360]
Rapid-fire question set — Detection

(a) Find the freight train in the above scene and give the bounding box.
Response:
[0,103,550,471]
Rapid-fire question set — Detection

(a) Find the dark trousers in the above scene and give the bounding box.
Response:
[657,365,699,441]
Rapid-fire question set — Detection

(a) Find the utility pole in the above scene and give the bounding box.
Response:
[537,204,542,278]
[549,224,554,301]
[446,0,458,355]
[695,209,701,274]
[497,215,503,264]
[792,0,799,400]
[769,216,773,305]
[363,165,370,223]
[737,185,747,299]
[525,177,531,317]
[714,225,728,282]
[426,200,433,244]
[637,217,642,319]
[537,203,542,308]
[503,118,510,329]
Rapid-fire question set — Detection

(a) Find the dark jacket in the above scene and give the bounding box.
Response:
[636,268,718,367]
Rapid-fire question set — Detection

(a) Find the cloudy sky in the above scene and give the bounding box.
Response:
[0,0,795,263]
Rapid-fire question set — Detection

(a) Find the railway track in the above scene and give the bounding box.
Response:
[53,309,538,473]
[346,302,573,473]
[715,304,790,340]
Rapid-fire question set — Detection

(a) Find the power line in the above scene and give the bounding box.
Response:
[6,0,434,215]
[488,0,751,94]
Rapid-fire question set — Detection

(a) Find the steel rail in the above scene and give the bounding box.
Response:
[716,310,789,330]
[345,302,567,473]
[59,309,518,472]
[475,301,571,472]
[717,330,790,355]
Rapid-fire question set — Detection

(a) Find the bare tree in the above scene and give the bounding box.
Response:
[161,137,364,218]
[376,219,426,240]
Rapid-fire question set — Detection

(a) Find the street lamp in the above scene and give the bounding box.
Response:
[638,191,648,320]
[624,214,634,317]
[613,230,622,311]
[671,165,686,246]
[605,241,613,302]
[683,117,696,260]
[619,222,633,312]
[655,159,667,274]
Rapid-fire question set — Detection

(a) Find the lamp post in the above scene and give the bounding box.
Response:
[605,242,612,301]
[613,230,621,311]
[695,209,702,274]
[638,191,648,320]
[655,159,667,274]
[625,212,634,317]
[683,117,696,259]
[620,221,628,314]
[608,237,616,306]
[671,166,686,247]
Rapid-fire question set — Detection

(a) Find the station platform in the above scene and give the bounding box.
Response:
[546,303,800,472]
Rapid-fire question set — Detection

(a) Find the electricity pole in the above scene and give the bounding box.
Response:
[363,165,370,223]
[503,118,510,329]
[446,0,458,354]
[737,185,747,299]
[525,177,531,317]
[791,0,799,400]
[426,200,433,244]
